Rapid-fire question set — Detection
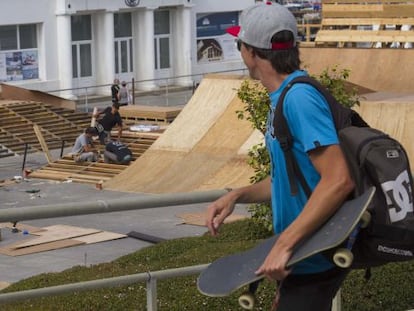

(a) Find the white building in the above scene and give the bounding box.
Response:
[0,0,254,98]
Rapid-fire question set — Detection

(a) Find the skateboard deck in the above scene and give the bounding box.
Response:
[197,187,375,299]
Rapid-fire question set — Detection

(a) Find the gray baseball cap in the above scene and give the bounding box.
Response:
[227,2,297,50]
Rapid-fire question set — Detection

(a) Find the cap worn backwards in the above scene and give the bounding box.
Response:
[227,2,298,50]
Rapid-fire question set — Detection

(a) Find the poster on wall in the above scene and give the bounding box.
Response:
[0,50,38,82]
[196,12,239,64]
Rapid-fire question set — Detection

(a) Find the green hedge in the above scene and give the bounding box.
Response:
[0,219,413,310]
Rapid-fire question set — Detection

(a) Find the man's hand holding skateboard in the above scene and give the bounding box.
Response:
[205,177,291,281]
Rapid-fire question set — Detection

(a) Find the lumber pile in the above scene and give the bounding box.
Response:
[29,132,158,185]
[0,100,89,155]
[120,105,182,125]
[316,0,414,48]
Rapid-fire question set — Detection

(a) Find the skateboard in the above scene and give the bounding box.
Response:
[197,187,375,310]
[91,107,98,127]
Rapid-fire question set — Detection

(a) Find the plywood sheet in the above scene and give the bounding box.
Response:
[150,75,248,152]
[355,99,414,164]
[73,231,127,244]
[12,225,100,249]
[0,239,84,256]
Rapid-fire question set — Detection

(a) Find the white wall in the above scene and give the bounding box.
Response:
[0,0,60,91]
[0,0,252,94]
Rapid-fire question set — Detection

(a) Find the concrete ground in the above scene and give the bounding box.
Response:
[0,149,250,287]
[0,90,249,287]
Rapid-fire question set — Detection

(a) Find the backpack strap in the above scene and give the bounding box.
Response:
[272,76,358,197]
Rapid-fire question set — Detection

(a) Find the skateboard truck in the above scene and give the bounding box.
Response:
[333,211,371,268]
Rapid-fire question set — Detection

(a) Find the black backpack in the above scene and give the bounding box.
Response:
[273,75,414,269]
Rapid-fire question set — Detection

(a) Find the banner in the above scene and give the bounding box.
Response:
[0,50,38,82]
[196,12,239,64]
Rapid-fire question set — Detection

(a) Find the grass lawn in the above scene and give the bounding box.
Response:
[0,219,413,311]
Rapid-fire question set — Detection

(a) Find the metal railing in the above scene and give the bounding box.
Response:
[0,264,209,311]
[0,189,229,223]
[47,68,249,112]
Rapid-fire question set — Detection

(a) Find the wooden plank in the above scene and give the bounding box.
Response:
[66,178,102,184]
[12,225,100,249]
[323,4,414,18]
[33,124,53,163]
[91,107,97,127]
[0,239,84,256]
[322,17,414,26]
[28,171,71,180]
[323,0,414,4]
[68,173,112,181]
[316,30,414,42]
[73,231,127,244]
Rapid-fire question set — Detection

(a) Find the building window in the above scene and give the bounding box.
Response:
[0,24,39,82]
[114,13,133,74]
[154,10,171,70]
[19,25,38,50]
[71,15,93,78]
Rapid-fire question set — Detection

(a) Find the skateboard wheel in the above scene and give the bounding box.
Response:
[238,292,256,310]
[360,211,371,228]
[333,248,354,268]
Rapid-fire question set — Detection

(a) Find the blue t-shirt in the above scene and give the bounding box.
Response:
[265,70,339,274]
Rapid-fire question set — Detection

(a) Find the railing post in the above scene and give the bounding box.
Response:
[146,276,157,311]
[132,78,135,105]
[60,140,65,158]
[21,143,29,173]
[165,78,169,106]
[84,87,89,112]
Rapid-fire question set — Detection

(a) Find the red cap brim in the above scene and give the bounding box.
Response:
[226,25,240,37]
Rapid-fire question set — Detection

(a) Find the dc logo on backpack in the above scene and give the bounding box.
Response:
[95,123,104,134]
[382,170,413,223]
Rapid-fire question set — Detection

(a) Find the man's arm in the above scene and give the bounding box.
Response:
[117,124,122,140]
[256,144,354,280]
[82,141,96,153]
[206,176,272,236]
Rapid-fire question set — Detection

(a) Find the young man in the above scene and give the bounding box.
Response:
[71,127,99,163]
[117,81,131,106]
[104,140,132,164]
[111,78,120,104]
[93,102,123,145]
[205,3,355,310]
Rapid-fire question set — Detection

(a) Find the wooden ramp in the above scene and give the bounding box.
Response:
[105,74,414,194]
[300,48,414,93]
[355,92,414,164]
[104,75,259,193]
[121,105,182,124]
